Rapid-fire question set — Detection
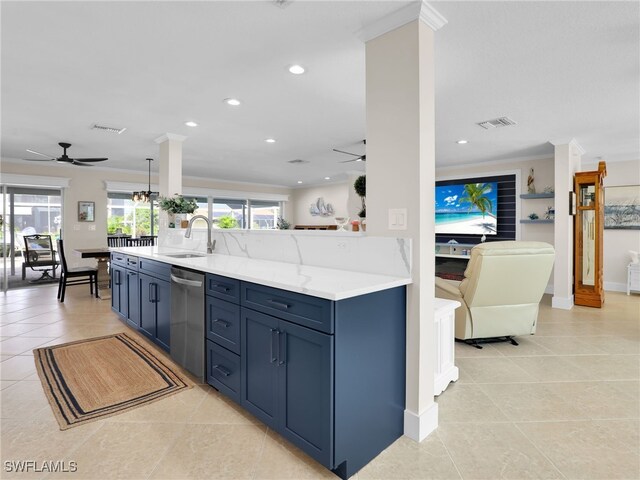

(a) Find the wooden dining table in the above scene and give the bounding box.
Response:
[74,247,111,299]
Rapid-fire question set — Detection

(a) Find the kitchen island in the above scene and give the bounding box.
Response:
[110,245,411,480]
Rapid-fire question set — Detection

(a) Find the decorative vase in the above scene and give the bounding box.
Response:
[360,218,366,232]
[174,213,188,228]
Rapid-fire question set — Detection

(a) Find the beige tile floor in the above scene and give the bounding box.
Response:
[0,286,638,480]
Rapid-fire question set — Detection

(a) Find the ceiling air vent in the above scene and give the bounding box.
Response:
[91,123,127,134]
[272,0,293,9]
[287,159,309,164]
[477,116,517,130]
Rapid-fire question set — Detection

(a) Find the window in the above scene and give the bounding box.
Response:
[213,198,246,229]
[107,193,158,236]
[249,200,281,229]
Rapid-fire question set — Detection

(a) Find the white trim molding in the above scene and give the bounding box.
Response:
[103,181,289,202]
[549,138,586,156]
[404,402,438,442]
[357,1,447,42]
[552,295,574,310]
[0,173,71,188]
[154,133,187,144]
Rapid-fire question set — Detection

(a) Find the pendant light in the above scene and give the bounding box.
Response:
[132,158,157,202]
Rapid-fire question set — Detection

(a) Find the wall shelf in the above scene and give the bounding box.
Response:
[520,193,554,199]
[520,219,554,224]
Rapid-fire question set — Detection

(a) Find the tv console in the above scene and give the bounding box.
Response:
[435,242,476,259]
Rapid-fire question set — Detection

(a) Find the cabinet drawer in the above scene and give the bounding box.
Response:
[241,282,333,334]
[111,252,127,267]
[206,297,240,354]
[138,258,171,281]
[207,340,241,403]
[206,273,240,303]
[125,255,139,271]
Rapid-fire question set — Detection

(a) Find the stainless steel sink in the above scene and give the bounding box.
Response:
[164,253,207,259]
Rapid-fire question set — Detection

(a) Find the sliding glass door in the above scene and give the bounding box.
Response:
[0,186,63,291]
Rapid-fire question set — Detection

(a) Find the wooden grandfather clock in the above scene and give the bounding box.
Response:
[574,161,607,307]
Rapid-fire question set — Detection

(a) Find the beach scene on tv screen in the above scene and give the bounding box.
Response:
[435,182,498,235]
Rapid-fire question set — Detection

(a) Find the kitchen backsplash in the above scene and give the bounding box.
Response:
[160,229,411,278]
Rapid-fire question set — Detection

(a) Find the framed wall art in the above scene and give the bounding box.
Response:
[604,185,640,229]
[78,201,95,222]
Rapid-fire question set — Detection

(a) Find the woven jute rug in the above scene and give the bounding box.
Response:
[34,332,193,430]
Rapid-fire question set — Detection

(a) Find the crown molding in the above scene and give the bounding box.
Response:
[548,138,586,155]
[154,133,187,144]
[0,173,71,188]
[356,0,447,43]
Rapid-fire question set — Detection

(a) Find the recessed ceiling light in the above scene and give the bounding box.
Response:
[185,121,198,127]
[224,98,241,106]
[265,138,276,143]
[456,139,468,144]
[297,180,303,184]
[288,65,305,75]
[324,177,331,180]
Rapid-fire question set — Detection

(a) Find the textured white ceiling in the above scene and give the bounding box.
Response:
[2,1,638,187]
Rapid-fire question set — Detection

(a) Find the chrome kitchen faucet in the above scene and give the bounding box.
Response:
[184,215,216,254]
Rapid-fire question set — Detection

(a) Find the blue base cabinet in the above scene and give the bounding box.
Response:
[111,254,170,353]
[240,282,406,480]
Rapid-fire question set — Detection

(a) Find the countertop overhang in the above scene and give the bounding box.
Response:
[112,246,412,301]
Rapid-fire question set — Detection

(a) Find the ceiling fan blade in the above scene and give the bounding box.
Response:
[72,161,93,166]
[23,157,55,162]
[339,155,365,163]
[73,158,108,162]
[332,148,361,157]
[26,149,56,159]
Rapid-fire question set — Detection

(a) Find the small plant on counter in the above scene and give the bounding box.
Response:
[354,175,366,218]
[158,195,198,214]
[528,212,539,220]
[218,215,239,229]
[277,217,291,230]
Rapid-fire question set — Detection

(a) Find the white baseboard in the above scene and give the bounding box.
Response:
[604,281,627,293]
[552,295,574,310]
[404,403,438,442]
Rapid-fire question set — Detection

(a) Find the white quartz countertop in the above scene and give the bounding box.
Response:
[112,246,412,301]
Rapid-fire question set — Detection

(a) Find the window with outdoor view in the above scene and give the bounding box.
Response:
[107,193,158,236]
[213,199,246,229]
[249,200,280,229]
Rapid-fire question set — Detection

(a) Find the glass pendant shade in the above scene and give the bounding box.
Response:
[132,158,156,203]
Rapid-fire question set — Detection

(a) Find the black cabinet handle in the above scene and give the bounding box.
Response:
[212,364,231,377]
[267,299,290,310]
[278,331,287,366]
[148,283,153,303]
[270,328,278,363]
[210,283,230,292]
[115,270,121,286]
[153,283,158,303]
[212,318,230,328]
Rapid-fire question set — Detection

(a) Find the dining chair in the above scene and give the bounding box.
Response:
[56,239,98,302]
[125,237,155,247]
[107,235,131,247]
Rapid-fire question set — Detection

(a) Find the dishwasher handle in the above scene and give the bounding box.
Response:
[170,274,203,288]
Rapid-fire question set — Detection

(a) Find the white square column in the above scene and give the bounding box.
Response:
[364,2,446,442]
[155,133,186,231]
[551,138,583,309]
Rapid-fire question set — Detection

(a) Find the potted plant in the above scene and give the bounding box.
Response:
[158,195,198,228]
[276,217,291,230]
[354,174,366,231]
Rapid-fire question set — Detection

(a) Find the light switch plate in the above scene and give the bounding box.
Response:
[388,208,407,230]
[88,224,96,231]
[73,224,80,231]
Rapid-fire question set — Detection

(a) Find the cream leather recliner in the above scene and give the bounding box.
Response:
[435,241,555,343]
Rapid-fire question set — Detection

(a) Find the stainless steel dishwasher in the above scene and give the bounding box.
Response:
[170,267,205,381]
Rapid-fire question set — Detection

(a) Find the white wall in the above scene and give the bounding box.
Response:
[1,160,291,268]
[290,182,350,225]
[584,159,640,291]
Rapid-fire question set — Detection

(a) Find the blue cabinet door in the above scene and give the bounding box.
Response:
[139,274,156,340]
[155,279,171,351]
[126,270,140,329]
[110,265,125,318]
[241,308,279,428]
[277,319,334,468]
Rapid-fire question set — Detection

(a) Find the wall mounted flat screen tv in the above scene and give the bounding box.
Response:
[435,182,498,235]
